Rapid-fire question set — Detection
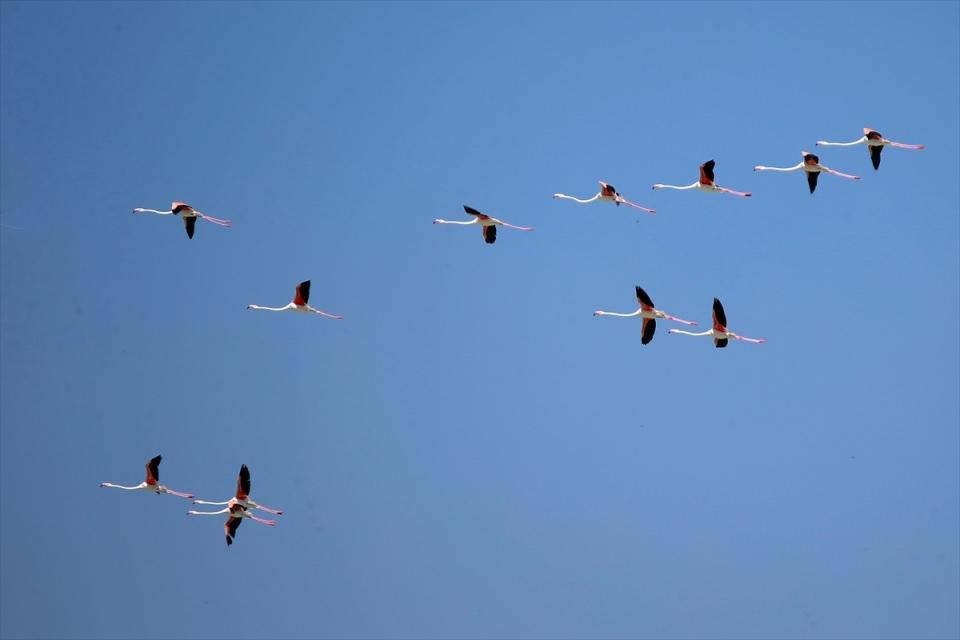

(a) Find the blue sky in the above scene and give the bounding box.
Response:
[1,2,957,639]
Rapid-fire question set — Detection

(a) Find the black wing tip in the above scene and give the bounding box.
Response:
[715,338,729,349]
[464,205,481,216]
[641,318,656,345]
[225,536,233,546]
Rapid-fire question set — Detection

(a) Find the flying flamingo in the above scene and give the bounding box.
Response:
[433,206,533,244]
[754,151,860,193]
[132,202,232,239]
[100,454,194,499]
[188,502,277,547]
[247,280,342,318]
[593,286,697,345]
[816,128,924,170]
[192,464,283,516]
[553,181,655,214]
[668,298,766,348]
[652,160,751,197]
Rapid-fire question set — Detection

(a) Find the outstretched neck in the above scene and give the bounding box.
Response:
[594,309,642,318]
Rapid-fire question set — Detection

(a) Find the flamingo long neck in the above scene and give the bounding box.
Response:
[133,208,173,215]
[188,508,230,516]
[816,137,866,147]
[595,309,642,318]
[669,329,713,337]
[100,482,143,490]
[248,304,293,312]
[434,219,477,225]
[755,163,803,172]
[553,193,600,204]
[193,498,230,506]
[653,183,698,190]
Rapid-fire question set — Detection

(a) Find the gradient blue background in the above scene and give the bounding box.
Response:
[1,2,958,639]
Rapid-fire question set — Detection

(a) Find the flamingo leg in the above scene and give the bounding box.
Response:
[733,334,767,344]
[253,505,284,515]
[887,141,924,149]
[618,199,656,214]
[249,514,277,526]
[162,487,196,499]
[662,314,697,326]
[717,187,752,197]
[198,213,233,227]
[498,222,534,231]
[309,307,343,319]
[822,167,860,180]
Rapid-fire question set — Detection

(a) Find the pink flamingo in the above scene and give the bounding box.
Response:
[188,502,277,547]
[754,151,860,193]
[668,298,766,348]
[433,206,533,244]
[247,280,342,318]
[553,181,655,214]
[652,160,751,197]
[593,286,697,345]
[816,128,924,170]
[132,202,232,239]
[100,454,194,499]
[192,464,283,516]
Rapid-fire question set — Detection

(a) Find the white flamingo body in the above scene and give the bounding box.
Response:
[247,280,342,319]
[132,202,232,239]
[594,286,696,345]
[100,454,194,499]
[754,151,860,193]
[816,128,924,170]
[433,205,533,244]
[652,160,751,197]
[553,181,655,213]
[192,464,283,516]
[668,298,766,347]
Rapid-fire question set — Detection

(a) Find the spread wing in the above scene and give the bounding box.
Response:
[635,286,655,310]
[482,225,496,244]
[714,337,729,349]
[145,455,161,485]
[712,298,727,331]
[599,181,616,197]
[806,171,819,193]
[641,317,656,345]
[171,202,192,214]
[183,215,197,239]
[224,515,243,546]
[464,206,489,220]
[699,160,716,185]
[294,280,311,306]
[869,145,883,170]
[236,465,250,500]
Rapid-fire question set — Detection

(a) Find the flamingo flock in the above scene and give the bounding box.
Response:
[111,124,923,547]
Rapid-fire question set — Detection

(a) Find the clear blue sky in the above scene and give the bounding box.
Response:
[1,2,958,639]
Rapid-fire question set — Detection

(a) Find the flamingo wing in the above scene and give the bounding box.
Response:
[464,206,490,220]
[171,202,192,214]
[294,280,311,306]
[714,336,729,349]
[699,160,716,185]
[236,465,250,500]
[482,225,496,244]
[599,181,616,197]
[806,171,819,193]
[641,317,656,345]
[145,455,161,485]
[224,514,243,546]
[635,286,655,310]
[869,145,883,170]
[864,128,883,140]
[183,215,197,239]
[712,298,727,331]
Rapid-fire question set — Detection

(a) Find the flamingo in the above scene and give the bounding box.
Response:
[188,502,277,547]
[593,286,697,345]
[192,464,283,516]
[816,128,924,170]
[754,151,860,193]
[132,202,232,239]
[100,454,194,499]
[668,298,766,348]
[247,280,342,318]
[652,160,751,197]
[553,181,655,214]
[433,206,533,244]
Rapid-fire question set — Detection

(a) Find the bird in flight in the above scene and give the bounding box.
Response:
[816,128,924,170]
[754,151,860,193]
[553,181,655,213]
[594,286,697,345]
[668,298,766,347]
[247,280,342,318]
[192,464,283,516]
[100,454,194,499]
[132,202,232,239]
[652,160,751,197]
[433,206,533,244]
[188,502,277,547]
